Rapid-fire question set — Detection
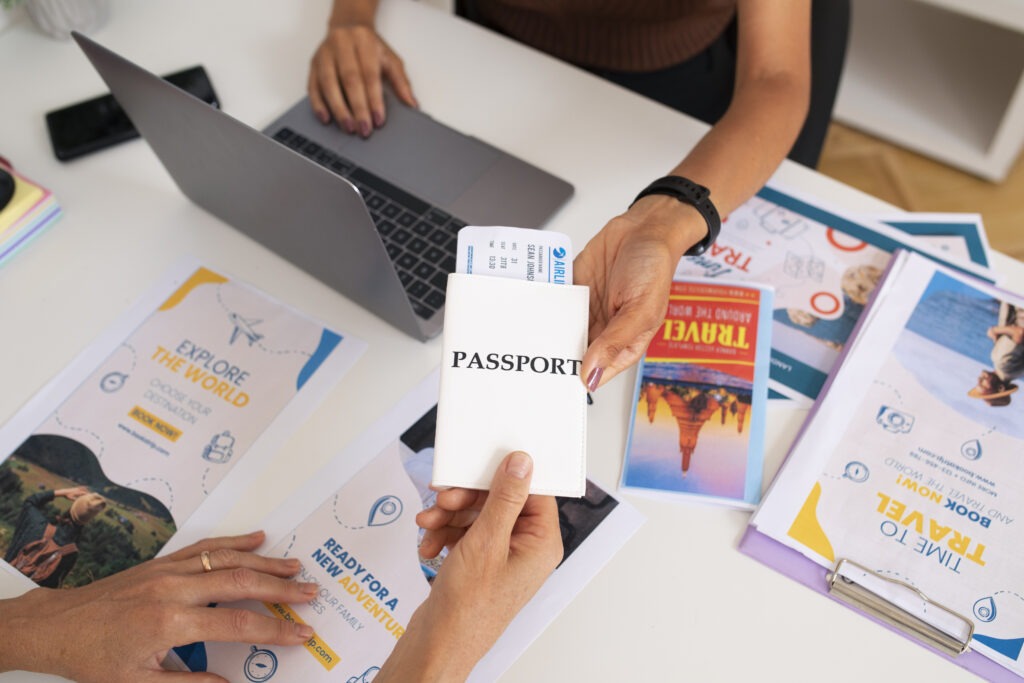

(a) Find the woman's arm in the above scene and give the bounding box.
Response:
[576,0,812,391]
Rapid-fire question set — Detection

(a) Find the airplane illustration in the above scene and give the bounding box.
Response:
[228,313,263,346]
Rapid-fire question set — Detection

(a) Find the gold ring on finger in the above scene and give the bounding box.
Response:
[200,550,213,573]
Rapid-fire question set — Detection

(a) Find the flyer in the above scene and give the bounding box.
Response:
[751,251,1024,678]
[675,182,994,402]
[0,260,365,589]
[621,279,773,508]
[178,369,644,682]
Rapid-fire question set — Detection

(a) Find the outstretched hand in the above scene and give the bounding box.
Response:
[575,195,707,391]
[378,451,563,681]
[0,531,317,683]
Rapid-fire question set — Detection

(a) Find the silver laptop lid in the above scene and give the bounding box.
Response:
[72,31,432,341]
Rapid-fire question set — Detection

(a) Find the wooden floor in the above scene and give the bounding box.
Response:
[817,123,1024,261]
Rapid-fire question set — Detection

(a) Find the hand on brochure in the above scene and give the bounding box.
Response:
[576,195,708,391]
[0,531,318,683]
[308,1,417,138]
[378,451,563,681]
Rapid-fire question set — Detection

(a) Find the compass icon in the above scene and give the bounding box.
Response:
[843,461,870,483]
[244,645,278,682]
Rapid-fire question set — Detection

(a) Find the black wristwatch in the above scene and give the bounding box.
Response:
[630,175,721,256]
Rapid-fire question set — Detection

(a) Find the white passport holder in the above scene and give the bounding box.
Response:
[433,273,589,497]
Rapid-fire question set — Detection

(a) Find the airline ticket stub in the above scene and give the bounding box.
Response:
[456,225,574,285]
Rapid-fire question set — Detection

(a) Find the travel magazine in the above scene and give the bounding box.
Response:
[621,279,773,509]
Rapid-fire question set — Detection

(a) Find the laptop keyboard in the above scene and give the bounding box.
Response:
[272,126,465,320]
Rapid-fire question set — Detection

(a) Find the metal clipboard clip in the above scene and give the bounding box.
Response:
[826,558,974,657]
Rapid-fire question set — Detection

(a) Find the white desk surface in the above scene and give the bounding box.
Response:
[1,1,1018,681]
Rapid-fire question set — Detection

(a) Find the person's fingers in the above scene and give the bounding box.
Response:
[580,300,664,391]
[177,605,314,646]
[171,567,318,606]
[381,43,417,109]
[520,492,559,522]
[172,548,302,578]
[352,31,386,128]
[138,672,229,683]
[415,505,479,531]
[513,495,564,569]
[307,56,333,126]
[163,531,266,563]
[327,34,363,133]
[414,505,454,530]
[419,525,467,559]
[433,487,486,512]
[468,452,533,543]
[334,34,373,137]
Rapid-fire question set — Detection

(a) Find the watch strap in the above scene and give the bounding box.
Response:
[630,175,721,256]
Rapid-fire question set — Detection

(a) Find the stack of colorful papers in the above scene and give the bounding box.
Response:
[0,164,61,266]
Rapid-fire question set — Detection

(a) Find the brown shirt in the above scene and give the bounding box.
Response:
[471,0,738,72]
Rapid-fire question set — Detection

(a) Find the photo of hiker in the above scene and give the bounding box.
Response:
[3,486,105,588]
[0,434,176,588]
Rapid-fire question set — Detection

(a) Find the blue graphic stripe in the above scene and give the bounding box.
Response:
[769,348,828,400]
[883,219,990,268]
[297,329,343,390]
[756,187,993,282]
[974,633,1024,660]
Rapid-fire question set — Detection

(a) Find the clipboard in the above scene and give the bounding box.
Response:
[740,250,1024,681]
[738,530,1021,682]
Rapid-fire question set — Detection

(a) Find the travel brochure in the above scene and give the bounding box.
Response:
[674,181,994,403]
[748,251,1024,679]
[0,260,366,588]
[621,279,773,509]
[172,370,643,682]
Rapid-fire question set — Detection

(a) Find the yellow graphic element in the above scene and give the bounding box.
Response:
[158,268,228,311]
[787,482,835,562]
[667,295,755,305]
[337,575,407,639]
[264,602,340,671]
[128,405,182,442]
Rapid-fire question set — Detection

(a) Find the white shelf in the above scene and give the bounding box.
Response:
[834,0,1024,181]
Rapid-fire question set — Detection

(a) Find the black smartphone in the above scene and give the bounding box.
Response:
[45,65,219,162]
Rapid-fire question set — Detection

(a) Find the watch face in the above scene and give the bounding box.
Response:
[0,168,14,214]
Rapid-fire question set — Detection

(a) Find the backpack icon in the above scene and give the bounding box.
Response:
[10,523,78,584]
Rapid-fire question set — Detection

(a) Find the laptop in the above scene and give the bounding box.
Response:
[72,32,573,341]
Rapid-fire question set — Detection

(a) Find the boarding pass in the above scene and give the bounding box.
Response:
[456,225,574,285]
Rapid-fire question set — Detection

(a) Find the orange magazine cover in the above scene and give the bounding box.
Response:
[621,279,773,508]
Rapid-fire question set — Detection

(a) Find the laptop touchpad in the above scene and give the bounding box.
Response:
[340,91,500,209]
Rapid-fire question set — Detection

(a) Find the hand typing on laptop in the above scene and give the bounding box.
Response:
[308,0,417,138]
[311,0,815,391]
